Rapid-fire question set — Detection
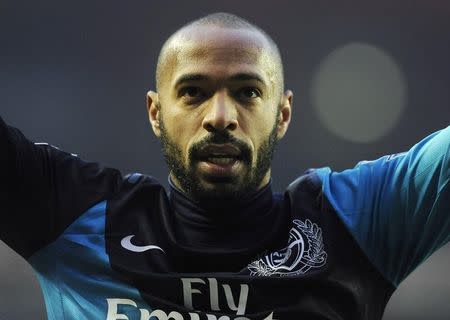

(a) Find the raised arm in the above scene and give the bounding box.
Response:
[0,116,122,258]
[316,126,450,286]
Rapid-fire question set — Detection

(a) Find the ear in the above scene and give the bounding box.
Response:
[147,90,161,137]
[276,90,293,140]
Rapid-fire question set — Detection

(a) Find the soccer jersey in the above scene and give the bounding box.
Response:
[1,116,449,320]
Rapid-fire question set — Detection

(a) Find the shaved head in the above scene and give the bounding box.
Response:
[147,12,292,203]
[155,12,284,98]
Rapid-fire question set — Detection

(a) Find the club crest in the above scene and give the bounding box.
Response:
[248,219,327,277]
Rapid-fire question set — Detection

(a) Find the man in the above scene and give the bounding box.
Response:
[0,12,449,320]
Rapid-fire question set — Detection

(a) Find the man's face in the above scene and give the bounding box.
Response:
[148,26,291,204]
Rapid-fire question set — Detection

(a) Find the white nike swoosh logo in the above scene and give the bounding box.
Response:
[120,235,165,253]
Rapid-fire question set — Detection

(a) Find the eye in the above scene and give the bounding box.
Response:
[179,86,205,101]
[235,87,261,101]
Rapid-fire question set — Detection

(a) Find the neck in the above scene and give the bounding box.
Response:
[164,175,286,272]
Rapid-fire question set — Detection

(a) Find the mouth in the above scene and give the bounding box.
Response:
[195,144,244,176]
[202,155,240,165]
[197,144,242,160]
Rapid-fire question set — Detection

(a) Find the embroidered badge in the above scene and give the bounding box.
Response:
[248,219,327,276]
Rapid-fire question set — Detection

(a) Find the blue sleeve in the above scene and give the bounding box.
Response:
[316,126,450,286]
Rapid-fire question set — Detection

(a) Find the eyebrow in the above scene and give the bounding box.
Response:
[174,72,266,88]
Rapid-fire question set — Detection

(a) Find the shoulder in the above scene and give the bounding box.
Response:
[286,168,325,194]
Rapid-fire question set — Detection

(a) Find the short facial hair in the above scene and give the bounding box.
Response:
[158,108,279,206]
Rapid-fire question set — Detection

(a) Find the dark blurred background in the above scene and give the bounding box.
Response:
[1,0,449,319]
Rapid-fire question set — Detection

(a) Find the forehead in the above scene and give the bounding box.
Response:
[163,26,276,87]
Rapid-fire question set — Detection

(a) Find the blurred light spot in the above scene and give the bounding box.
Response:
[311,43,407,143]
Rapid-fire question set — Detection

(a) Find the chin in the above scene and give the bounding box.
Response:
[199,181,238,195]
[192,179,251,204]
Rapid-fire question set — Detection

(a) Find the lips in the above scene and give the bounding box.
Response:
[195,144,243,176]
[196,144,242,162]
[206,157,237,165]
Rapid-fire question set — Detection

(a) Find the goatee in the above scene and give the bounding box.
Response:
[158,115,278,206]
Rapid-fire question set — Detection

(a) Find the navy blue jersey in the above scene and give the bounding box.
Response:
[1,116,449,319]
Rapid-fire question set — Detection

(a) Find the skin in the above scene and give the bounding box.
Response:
[147,25,293,205]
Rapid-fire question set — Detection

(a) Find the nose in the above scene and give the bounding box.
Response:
[202,91,238,132]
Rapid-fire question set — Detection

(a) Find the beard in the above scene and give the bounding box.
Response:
[158,113,279,206]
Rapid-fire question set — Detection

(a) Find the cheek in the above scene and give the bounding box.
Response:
[162,109,203,157]
[240,112,277,149]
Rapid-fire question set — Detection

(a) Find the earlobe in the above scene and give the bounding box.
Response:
[147,91,161,137]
